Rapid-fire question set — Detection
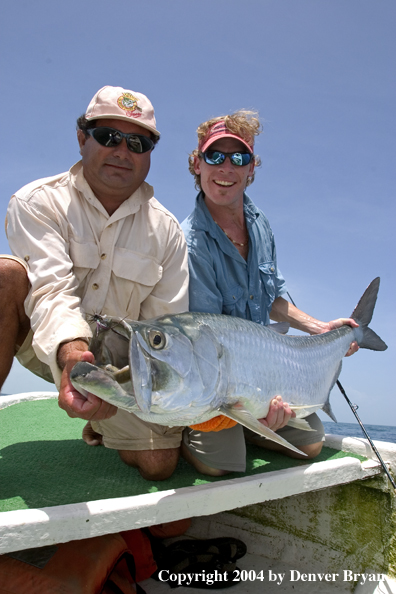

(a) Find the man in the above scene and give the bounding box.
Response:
[181,111,358,476]
[0,86,189,480]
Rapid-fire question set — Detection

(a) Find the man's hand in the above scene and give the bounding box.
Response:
[259,395,296,431]
[57,341,118,421]
[322,318,359,357]
[270,298,359,357]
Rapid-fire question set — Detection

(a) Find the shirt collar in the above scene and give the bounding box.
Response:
[193,191,260,231]
[243,194,261,225]
[193,191,260,262]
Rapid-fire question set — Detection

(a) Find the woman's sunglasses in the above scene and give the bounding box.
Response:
[87,127,154,153]
[202,150,253,167]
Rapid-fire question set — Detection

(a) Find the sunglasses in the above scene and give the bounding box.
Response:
[87,127,154,153]
[202,150,253,167]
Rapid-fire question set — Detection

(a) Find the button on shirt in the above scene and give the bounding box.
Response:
[6,161,189,386]
[181,193,287,325]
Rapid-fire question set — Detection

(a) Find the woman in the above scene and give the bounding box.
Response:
[181,111,358,476]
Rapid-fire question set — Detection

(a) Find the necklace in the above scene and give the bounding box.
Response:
[214,221,248,247]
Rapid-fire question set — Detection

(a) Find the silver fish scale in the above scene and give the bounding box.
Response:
[190,313,353,417]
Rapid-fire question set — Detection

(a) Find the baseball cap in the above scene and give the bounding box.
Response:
[85,86,160,137]
[199,121,253,153]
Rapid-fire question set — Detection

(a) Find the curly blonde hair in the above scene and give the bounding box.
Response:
[188,110,262,190]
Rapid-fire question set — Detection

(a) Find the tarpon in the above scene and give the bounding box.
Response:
[71,278,387,455]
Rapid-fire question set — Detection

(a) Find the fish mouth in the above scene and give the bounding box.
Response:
[70,361,95,384]
[70,361,116,399]
[129,332,152,413]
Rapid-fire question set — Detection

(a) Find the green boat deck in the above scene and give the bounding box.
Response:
[0,397,366,512]
[0,394,388,555]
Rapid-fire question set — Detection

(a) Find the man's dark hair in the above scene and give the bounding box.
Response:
[76,114,160,146]
[76,114,97,134]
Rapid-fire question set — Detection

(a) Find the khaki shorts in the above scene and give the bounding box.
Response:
[183,413,325,473]
[91,411,184,451]
[0,254,54,383]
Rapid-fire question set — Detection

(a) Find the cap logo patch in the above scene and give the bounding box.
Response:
[117,93,143,118]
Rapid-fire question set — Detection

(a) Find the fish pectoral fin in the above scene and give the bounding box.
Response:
[218,405,307,457]
[286,418,316,431]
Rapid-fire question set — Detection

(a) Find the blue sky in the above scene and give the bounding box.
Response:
[1,1,395,426]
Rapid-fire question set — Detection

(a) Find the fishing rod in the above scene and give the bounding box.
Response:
[335,380,396,491]
[286,292,396,491]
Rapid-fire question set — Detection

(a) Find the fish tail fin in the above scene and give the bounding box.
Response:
[351,278,387,351]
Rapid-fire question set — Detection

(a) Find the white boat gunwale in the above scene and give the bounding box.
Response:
[1,392,394,555]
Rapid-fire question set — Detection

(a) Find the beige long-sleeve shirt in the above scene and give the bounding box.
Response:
[6,161,189,386]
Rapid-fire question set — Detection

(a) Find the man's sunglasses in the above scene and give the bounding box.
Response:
[202,150,253,167]
[87,127,154,153]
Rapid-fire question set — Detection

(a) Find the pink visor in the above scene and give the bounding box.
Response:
[199,121,254,153]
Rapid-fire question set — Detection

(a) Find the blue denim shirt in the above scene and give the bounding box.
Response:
[181,193,287,325]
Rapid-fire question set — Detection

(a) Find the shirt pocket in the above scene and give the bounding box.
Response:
[258,261,276,303]
[112,248,163,314]
[222,283,245,316]
[69,238,100,283]
[112,248,163,285]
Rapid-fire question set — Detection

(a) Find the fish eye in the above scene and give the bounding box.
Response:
[148,329,166,350]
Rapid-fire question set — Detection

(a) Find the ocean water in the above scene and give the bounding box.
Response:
[323,421,396,444]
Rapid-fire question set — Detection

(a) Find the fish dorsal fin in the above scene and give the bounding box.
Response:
[266,322,290,335]
[218,404,306,456]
